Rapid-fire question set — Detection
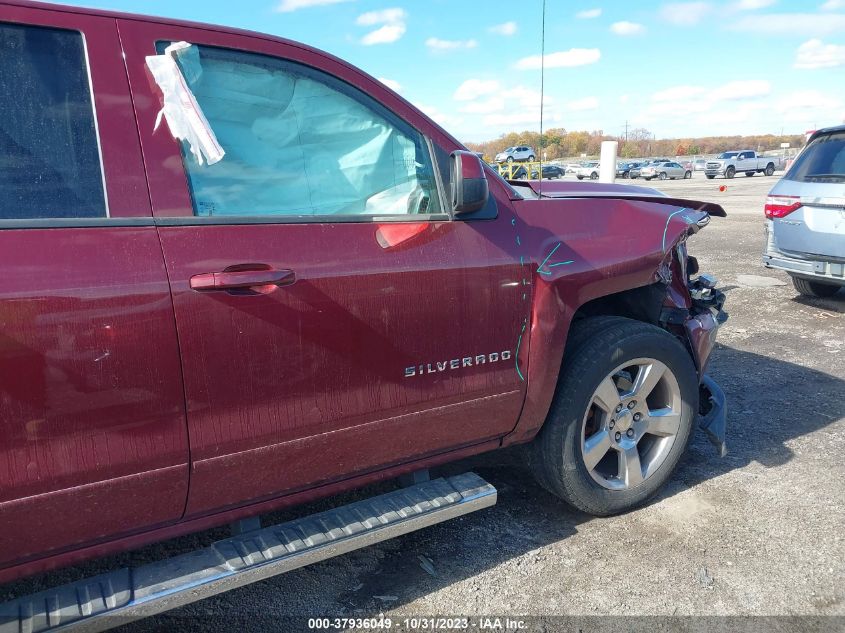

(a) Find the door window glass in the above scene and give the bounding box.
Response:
[0,23,107,220]
[163,44,441,218]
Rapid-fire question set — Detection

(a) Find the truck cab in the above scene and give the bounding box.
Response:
[0,1,728,627]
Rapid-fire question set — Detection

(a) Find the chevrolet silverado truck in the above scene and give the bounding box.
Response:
[0,1,728,629]
[705,150,778,179]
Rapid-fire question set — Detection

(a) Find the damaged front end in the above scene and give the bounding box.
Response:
[658,212,729,456]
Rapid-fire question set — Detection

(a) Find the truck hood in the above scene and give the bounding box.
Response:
[520,180,727,217]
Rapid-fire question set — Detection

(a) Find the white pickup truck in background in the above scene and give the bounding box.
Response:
[705,151,781,179]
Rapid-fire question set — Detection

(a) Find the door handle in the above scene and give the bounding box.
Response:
[190,268,295,292]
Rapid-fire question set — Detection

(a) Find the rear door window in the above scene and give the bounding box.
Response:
[0,22,106,219]
[786,132,845,182]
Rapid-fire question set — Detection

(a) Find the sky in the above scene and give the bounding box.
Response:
[58,0,845,142]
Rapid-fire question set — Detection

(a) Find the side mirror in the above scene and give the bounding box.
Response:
[450,150,489,216]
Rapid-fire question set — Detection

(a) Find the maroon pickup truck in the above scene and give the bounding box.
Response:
[0,1,727,628]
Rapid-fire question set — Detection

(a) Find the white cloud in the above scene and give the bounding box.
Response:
[514,48,601,69]
[454,78,501,101]
[275,0,350,11]
[361,24,405,44]
[620,94,630,104]
[356,8,404,25]
[794,39,845,68]
[711,79,771,100]
[729,13,845,36]
[377,77,402,92]
[775,90,841,112]
[425,37,478,51]
[610,21,645,35]
[489,21,517,36]
[460,97,506,114]
[417,103,462,129]
[659,2,712,25]
[576,8,602,18]
[567,96,600,111]
[356,8,406,45]
[820,0,845,9]
[736,0,776,9]
[502,86,551,109]
[652,85,707,102]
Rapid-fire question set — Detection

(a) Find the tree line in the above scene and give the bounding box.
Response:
[465,128,806,161]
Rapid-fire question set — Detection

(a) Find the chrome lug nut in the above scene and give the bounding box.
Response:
[626,428,635,438]
[633,413,642,422]
[609,419,615,429]
[615,432,622,441]
[615,404,623,413]
[627,401,636,409]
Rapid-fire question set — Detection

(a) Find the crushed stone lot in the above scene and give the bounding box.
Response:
[4,174,844,632]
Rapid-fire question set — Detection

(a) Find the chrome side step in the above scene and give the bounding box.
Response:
[0,473,495,633]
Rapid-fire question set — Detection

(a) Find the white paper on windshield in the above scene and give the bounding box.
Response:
[145,41,225,166]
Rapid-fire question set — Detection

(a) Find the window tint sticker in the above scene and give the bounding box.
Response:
[145,42,225,166]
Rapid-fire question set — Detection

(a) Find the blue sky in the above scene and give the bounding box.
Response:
[62,0,845,141]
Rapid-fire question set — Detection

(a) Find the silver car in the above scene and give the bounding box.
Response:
[639,161,692,181]
[495,145,536,163]
[762,125,845,298]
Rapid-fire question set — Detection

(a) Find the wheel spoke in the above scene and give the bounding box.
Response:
[593,376,622,413]
[583,431,612,471]
[619,446,644,487]
[628,361,666,400]
[645,408,682,437]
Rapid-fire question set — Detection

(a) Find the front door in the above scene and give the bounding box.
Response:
[121,21,527,517]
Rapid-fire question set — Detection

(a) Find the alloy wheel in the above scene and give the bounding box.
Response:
[580,358,683,490]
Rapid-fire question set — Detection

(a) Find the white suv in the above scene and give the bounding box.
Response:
[495,146,536,163]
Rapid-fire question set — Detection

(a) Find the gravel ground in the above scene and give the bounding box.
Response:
[4,173,844,632]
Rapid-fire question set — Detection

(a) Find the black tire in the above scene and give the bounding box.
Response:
[726,166,735,179]
[528,155,536,162]
[577,176,583,180]
[507,156,514,163]
[684,171,692,179]
[792,276,841,298]
[590,172,598,180]
[765,163,775,176]
[745,172,755,177]
[530,316,698,516]
[659,172,668,180]
[644,176,652,181]
[706,175,715,179]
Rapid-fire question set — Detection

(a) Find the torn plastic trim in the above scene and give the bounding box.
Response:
[699,375,728,457]
[145,42,225,166]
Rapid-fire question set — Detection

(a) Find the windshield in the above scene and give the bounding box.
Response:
[785,131,845,183]
[503,147,515,152]
[717,152,739,159]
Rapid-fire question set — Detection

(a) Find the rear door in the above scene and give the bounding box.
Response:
[120,21,527,518]
[0,5,188,571]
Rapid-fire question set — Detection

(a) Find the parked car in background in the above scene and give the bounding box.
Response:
[630,158,671,179]
[705,150,778,179]
[616,161,642,179]
[531,164,565,179]
[762,125,845,298]
[693,159,707,171]
[495,145,536,163]
[575,161,601,180]
[640,161,692,181]
[565,162,582,173]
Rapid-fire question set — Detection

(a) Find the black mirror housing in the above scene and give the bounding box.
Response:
[450,150,489,216]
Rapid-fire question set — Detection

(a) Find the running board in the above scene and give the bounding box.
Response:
[0,473,495,633]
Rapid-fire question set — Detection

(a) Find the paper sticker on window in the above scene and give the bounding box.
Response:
[145,42,225,166]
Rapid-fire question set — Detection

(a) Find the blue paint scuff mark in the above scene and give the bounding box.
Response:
[537,241,575,276]
[662,207,688,252]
